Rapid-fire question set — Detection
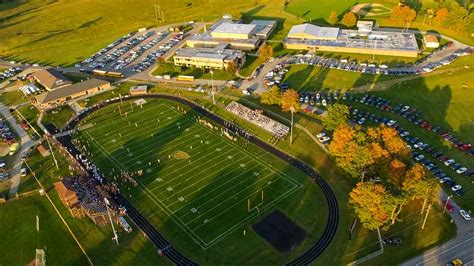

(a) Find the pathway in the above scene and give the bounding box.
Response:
[0,103,36,196]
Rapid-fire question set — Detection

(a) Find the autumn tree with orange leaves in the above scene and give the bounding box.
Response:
[280,89,299,113]
[329,124,409,179]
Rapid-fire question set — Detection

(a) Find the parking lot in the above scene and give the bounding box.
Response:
[261,46,472,92]
[71,25,192,77]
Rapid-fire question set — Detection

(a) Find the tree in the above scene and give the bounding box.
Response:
[349,182,391,230]
[391,5,417,29]
[388,159,406,185]
[226,61,238,73]
[280,89,299,113]
[322,103,349,131]
[433,7,449,25]
[444,2,470,33]
[328,10,338,25]
[380,126,409,158]
[156,56,165,66]
[258,44,274,61]
[342,12,358,27]
[230,10,242,20]
[260,86,282,105]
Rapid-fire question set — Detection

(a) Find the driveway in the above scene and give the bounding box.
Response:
[0,103,36,196]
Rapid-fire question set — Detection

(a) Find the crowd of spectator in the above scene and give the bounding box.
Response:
[226,101,289,138]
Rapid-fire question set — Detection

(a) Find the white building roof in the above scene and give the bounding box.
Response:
[288,24,339,40]
[212,23,256,35]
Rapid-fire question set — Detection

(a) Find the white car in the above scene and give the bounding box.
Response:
[439,177,451,183]
[444,159,455,166]
[400,131,409,137]
[451,185,462,192]
[321,99,327,107]
[387,120,397,126]
[401,106,410,112]
[414,142,424,149]
[319,136,331,143]
[414,154,425,161]
[20,168,27,177]
[456,167,467,174]
[316,132,326,139]
[459,209,471,221]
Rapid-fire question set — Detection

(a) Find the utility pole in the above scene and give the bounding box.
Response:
[153,4,160,22]
[104,198,119,245]
[289,106,295,145]
[210,70,215,104]
[421,204,432,230]
[443,195,452,213]
[161,10,165,23]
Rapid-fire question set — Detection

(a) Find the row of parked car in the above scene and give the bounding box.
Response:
[0,118,15,144]
[0,66,23,81]
[112,31,171,71]
[261,46,472,90]
[130,33,183,73]
[350,93,473,157]
[76,31,136,67]
[347,104,471,197]
[421,47,472,73]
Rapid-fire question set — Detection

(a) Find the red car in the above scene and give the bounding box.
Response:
[458,144,472,152]
[442,200,454,213]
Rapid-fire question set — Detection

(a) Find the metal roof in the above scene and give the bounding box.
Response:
[36,78,109,104]
[288,24,339,40]
[32,68,72,90]
[212,23,256,35]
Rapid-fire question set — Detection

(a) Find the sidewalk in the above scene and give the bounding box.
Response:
[0,103,36,196]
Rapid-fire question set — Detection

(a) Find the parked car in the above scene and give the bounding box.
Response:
[459,209,471,221]
[383,237,402,246]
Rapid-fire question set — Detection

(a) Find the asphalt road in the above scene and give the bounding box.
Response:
[0,103,36,196]
[55,93,340,265]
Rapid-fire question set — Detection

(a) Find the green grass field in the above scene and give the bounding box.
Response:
[282,64,397,91]
[71,98,330,264]
[285,0,356,23]
[152,62,237,80]
[0,194,88,265]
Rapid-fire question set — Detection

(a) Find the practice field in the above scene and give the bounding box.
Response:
[73,99,305,250]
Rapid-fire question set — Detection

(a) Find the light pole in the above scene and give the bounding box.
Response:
[104,197,119,245]
[443,195,452,213]
[210,69,215,104]
[290,106,295,145]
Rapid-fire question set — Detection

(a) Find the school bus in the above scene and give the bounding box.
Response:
[177,75,194,81]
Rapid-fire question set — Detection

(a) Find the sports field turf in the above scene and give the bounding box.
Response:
[285,0,356,22]
[70,99,328,263]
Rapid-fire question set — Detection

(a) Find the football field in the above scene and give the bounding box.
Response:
[73,99,302,249]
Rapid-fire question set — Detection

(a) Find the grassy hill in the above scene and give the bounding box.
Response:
[0,0,268,66]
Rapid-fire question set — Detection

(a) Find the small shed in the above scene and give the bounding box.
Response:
[423,34,439,48]
[129,85,148,95]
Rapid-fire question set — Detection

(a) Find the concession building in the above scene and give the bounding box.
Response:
[35,78,111,110]
[283,21,419,57]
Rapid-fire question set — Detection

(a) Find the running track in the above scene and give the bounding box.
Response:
[50,94,339,265]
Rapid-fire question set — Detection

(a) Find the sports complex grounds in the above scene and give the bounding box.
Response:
[71,99,325,255]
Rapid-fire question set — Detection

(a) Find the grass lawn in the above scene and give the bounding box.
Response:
[72,98,330,264]
[239,55,264,77]
[0,0,279,66]
[20,144,167,265]
[285,0,356,23]
[42,105,75,129]
[0,89,29,107]
[283,64,397,91]
[0,194,89,265]
[152,63,237,80]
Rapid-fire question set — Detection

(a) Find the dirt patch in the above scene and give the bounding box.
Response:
[172,150,190,160]
[351,3,391,17]
[252,210,306,252]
